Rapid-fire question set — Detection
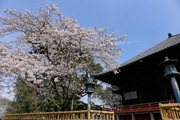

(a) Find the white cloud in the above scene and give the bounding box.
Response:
[119,41,132,45]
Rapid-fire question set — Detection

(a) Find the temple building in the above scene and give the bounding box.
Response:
[93,33,180,120]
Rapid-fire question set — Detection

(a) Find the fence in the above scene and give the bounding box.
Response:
[103,100,174,113]
[4,110,114,120]
[159,103,180,120]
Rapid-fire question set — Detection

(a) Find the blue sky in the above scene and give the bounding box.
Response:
[1,0,180,64]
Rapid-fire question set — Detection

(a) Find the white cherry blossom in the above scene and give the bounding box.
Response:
[0,3,126,110]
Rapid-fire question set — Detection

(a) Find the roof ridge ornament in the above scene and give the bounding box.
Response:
[168,33,172,38]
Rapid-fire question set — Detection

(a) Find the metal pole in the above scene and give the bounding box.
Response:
[87,93,91,110]
[150,112,154,120]
[131,113,135,120]
[71,97,74,111]
[170,77,180,103]
[71,79,74,111]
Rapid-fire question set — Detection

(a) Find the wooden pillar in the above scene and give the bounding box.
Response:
[131,113,135,120]
[116,114,120,120]
[150,112,154,120]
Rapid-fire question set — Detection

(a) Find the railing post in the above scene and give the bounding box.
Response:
[58,113,59,120]
[131,113,135,120]
[149,103,151,110]
[88,110,91,120]
[113,112,115,120]
[116,114,119,120]
[150,112,154,120]
[92,112,94,120]
[130,105,132,112]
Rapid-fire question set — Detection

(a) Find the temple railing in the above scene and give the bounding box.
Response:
[103,100,174,113]
[159,103,180,120]
[4,110,114,120]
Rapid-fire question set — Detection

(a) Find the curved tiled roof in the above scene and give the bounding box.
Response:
[93,34,180,77]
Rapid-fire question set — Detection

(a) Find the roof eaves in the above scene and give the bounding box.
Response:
[93,34,180,77]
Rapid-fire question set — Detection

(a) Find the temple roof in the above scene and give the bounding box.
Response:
[93,34,180,77]
[93,33,180,104]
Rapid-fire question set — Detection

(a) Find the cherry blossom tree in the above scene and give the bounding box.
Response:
[0,3,126,110]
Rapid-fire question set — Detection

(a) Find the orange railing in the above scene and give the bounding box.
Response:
[4,110,114,120]
[103,100,174,114]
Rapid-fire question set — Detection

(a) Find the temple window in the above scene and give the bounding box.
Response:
[124,91,137,100]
